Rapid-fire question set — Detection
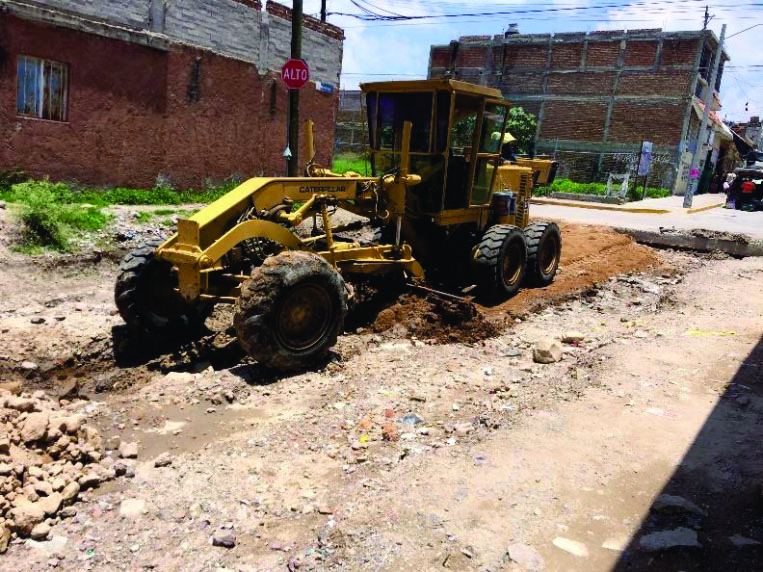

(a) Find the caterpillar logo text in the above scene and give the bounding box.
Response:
[299,186,346,194]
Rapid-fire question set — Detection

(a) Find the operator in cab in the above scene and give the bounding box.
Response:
[492,131,518,163]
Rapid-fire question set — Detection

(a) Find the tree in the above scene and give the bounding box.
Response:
[506,107,537,154]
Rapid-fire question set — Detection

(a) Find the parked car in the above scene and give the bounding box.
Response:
[727,167,763,211]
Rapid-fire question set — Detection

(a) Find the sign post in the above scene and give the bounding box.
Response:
[286,0,304,177]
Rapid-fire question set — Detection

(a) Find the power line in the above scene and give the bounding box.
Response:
[330,0,763,21]
[340,10,762,29]
[336,3,763,28]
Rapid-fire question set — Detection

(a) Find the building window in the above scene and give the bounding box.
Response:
[17,56,69,122]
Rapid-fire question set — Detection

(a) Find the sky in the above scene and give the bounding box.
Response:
[294,0,761,123]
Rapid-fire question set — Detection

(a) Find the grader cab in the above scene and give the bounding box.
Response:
[115,79,561,371]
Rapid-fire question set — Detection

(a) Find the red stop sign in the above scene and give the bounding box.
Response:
[281,59,310,89]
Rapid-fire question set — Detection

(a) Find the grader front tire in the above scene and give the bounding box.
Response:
[234,251,348,372]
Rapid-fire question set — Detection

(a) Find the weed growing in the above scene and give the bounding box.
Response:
[8,180,112,251]
[332,153,371,176]
[535,178,671,201]
[0,180,239,207]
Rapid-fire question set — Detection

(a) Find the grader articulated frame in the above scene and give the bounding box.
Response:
[115,79,562,371]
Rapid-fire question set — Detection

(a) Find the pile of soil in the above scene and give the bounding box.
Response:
[370,292,499,344]
[361,224,662,339]
[481,223,662,323]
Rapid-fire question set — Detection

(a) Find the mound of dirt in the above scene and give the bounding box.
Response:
[370,293,499,344]
[480,223,663,323]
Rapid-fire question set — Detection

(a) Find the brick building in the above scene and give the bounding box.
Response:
[429,29,730,193]
[1,0,344,188]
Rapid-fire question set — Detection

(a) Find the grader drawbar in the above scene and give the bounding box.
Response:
[115,79,562,372]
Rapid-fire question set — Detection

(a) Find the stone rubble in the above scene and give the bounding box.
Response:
[0,387,132,551]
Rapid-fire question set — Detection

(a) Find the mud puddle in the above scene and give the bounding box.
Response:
[93,400,269,461]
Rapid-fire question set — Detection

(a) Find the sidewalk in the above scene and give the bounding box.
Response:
[531,199,763,241]
[532,192,726,215]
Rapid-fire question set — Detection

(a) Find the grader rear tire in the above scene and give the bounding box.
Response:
[474,224,527,299]
[115,240,213,344]
[234,251,348,372]
[523,222,562,287]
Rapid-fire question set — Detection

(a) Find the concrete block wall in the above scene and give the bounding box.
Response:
[428,28,728,188]
[34,0,152,29]
[163,0,262,64]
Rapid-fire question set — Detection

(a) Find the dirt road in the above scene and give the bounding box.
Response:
[0,212,762,571]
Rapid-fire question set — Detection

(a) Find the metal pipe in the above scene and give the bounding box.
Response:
[321,202,334,251]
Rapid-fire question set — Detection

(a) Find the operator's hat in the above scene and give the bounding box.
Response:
[491,131,517,144]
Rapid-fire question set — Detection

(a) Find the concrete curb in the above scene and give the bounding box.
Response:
[617,228,763,257]
[530,198,669,214]
[531,197,725,215]
[685,201,725,214]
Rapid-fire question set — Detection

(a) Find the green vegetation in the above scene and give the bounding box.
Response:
[0,169,27,193]
[135,211,154,223]
[506,107,538,154]
[1,177,232,251]
[0,179,239,207]
[332,153,371,176]
[7,180,112,252]
[535,178,672,201]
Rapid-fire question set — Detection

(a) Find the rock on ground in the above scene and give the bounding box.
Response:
[533,339,564,364]
[505,542,545,571]
[552,537,589,557]
[119,498,146,518]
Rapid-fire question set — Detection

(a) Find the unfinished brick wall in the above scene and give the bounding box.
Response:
[540,102,608,142]
[624,41,658,67]
[503,73,544,95]
[617,71,692,97]
[586,42,620,67]
[608,103,685,145]
[456,45,490,68]
[0,15,337,188]
[429,28,725,190]
[548,72,616,95]
[550,43,583,69]
[504,45,549,69]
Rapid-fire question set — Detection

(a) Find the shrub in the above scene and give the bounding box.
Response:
[535,178,672,201]
[0,169,27,193]
[8,180,111,251]
[333,153,370,175]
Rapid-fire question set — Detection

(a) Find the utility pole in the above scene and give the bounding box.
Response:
[287,0,303,177]
[703,5,709,30]
[321,0,327,22]
[683,24,725,208]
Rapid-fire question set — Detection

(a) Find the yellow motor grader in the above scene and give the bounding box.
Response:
[115,79,561,371]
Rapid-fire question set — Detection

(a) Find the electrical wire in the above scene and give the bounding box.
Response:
[329,0,763,21]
